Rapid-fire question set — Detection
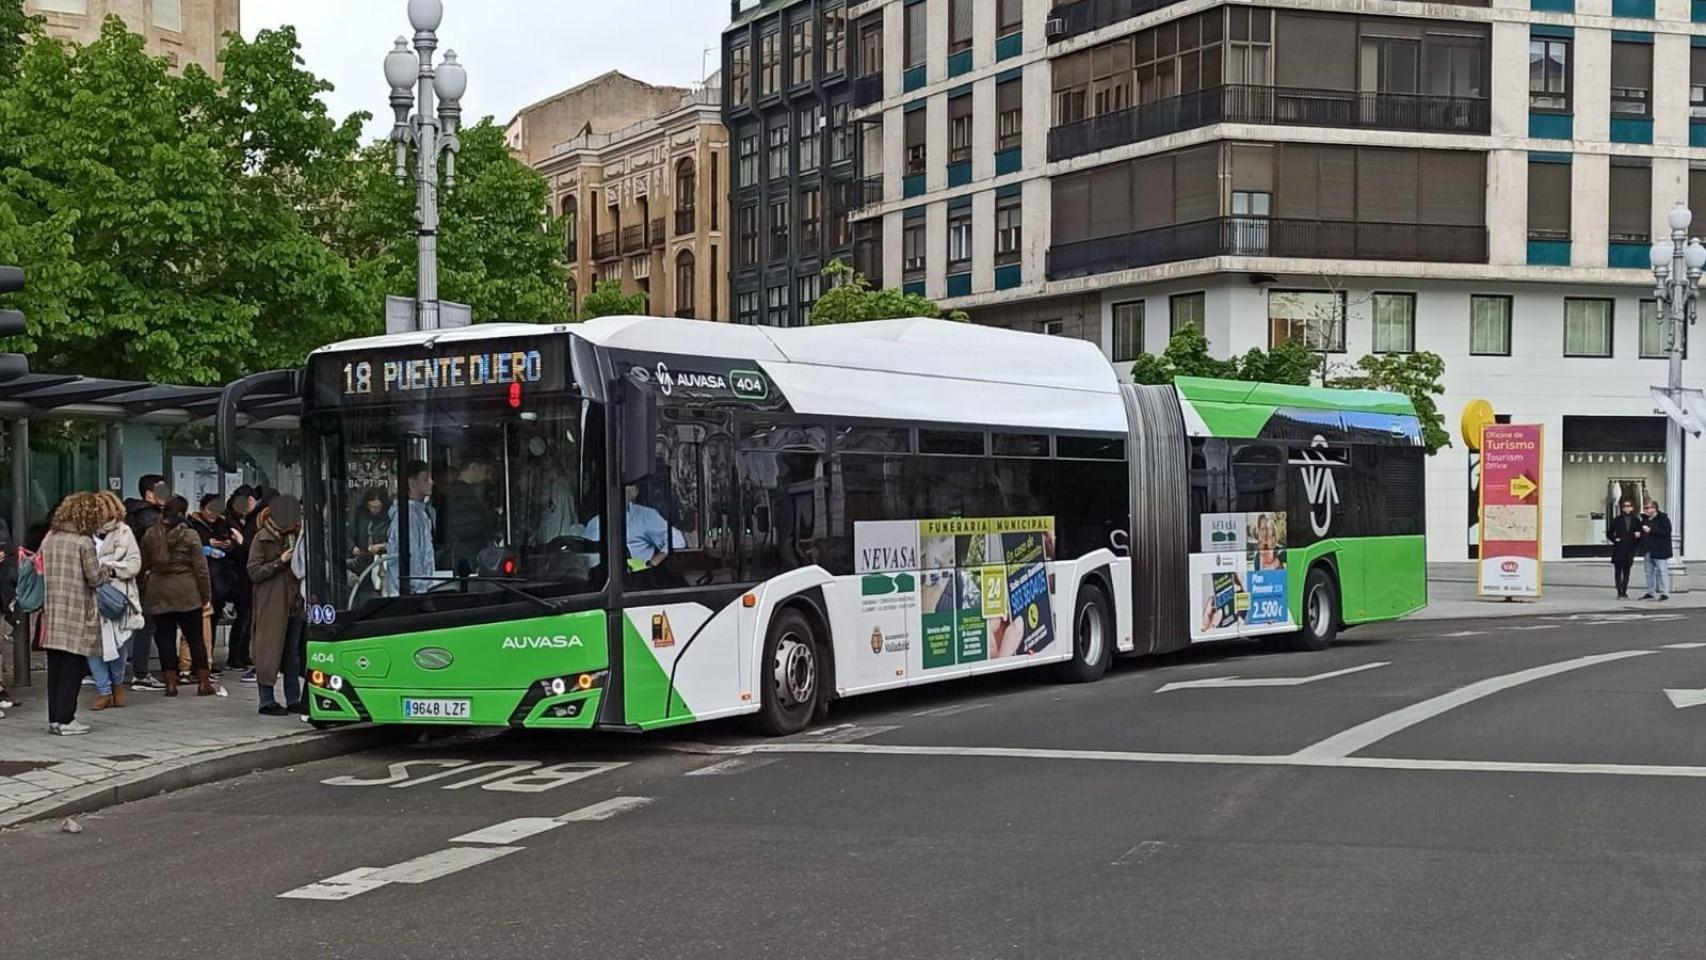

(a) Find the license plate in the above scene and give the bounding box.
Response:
[401,698,471,720]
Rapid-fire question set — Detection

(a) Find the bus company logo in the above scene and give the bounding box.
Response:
[871,627,883,654]
[1296,435,1344,538]
[501,635,585,650]
[413,647,454,670]
[652,361,730,398]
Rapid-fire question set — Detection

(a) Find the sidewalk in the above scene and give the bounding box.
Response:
[1416,561,1706,620]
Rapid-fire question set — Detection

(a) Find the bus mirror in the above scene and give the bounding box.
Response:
[216,369,300,473]
[620,376,657,485]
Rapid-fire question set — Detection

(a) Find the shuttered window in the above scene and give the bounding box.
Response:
[1052,173,1092,244]
[904,106,927,175]
[1357,148,1419,223]
[1174,145,1219,221]
[1608,162,1652,242]
[1318,147,1356,221]
[905,1,927,68]
[1690,165,1706,223]
[1231,144,1276,193]
[1089,165,1133,239]
[1134,154,1174,229]
[949,0,973,53]
[1418,152,1485,225]
[1610,41,1652,118]
[1273,12,1356,89]
[1526,160,1571,240]
[1277,144,1319,220]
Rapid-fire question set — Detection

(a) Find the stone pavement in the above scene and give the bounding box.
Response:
[1418,561,1706,620]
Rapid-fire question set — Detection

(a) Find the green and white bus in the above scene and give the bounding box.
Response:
[218,317,1427,735]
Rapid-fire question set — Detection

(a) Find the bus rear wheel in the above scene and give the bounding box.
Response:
[1290,567,1339,652]
[754,607,821,736]
[1053,581,1112,684]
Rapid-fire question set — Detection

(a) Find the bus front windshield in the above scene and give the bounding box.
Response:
[307,395,608,629]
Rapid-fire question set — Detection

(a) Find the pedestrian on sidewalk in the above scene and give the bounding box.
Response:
[1637,499,1674,601]
[0,511,17,718]
[40,493,104,736]
[189,493,237,677]
[124,476,169,691]
[1606,499,1642,599]
[90,493,144,710]
[223,488,255,678]
[141,496,215,696]
[248,495,304,717]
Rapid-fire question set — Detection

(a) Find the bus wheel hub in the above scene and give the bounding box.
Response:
[774,635,815,707]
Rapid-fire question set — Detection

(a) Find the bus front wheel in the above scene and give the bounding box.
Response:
[1053,581,1112,683]
[1291,567,1340,652]
[754,607,821,736]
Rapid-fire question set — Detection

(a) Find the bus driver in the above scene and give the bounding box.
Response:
[585,485,685,572]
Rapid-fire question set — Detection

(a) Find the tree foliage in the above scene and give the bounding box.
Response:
[576,279,648,320]
[0,0,35,81]
[808,259,968,325]
[1329,351,1451,454]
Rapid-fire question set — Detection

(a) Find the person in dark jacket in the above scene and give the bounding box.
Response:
[124,476,170,689]
[140,496,214,695]
[223,487,255,675]
[248,496,304,716]
[0,512,15,715]
[1637,499,1674,600]
[1605,499,1642,599]
[439,460,497,574]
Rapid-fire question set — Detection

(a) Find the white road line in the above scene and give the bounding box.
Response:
[1155,661,1388,693]
[740,740,1706,780]
[685,758,752,777]
[803,723,857,738]
[450,817,566,845]
[914,702,992,718]
[278,868,388,902]
[1111,840,1169,867]
[1289,649,1656,760]
[1664,642,1706,650]
[1511,625,1561,631]
[370,846,524,884]
[807,723,900,743]
[557,796,652,822]
[1435,631,1486,638]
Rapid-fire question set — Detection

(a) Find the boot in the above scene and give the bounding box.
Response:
[111,684,126,708]
[162,669,179,697]
[91,693,113,711]
[196,669,215,696]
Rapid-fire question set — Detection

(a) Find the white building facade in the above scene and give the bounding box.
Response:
[842,0,1706,564]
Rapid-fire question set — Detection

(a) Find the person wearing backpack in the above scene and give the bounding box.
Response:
[89,493,143,710]
[40,493,105,735]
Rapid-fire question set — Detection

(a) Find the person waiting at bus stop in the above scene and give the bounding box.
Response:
[248,495,304,716]
[386,461,437,595]
[1606,499,1641,599]
[585,484,685,584]
[1637,499,1674,601]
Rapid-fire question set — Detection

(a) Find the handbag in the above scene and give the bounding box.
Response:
[96,580,129,622]
[15,548,43,613]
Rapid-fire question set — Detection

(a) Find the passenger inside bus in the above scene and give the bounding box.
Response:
[585,484,686,582]
[439,458,500,574]
[384,461,437,596]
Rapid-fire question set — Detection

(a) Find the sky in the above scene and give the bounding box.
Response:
[242,0,730,141]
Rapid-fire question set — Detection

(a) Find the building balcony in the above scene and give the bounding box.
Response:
[1046,217,1488,281]
[621,224,647,255]
[854,175,884,210]
[1047,85,1492,163]
[1047,0,1486,43]
[676,207,696,235]
[594,231,619,261]
[650,218,666,248]
[853,74,883,108]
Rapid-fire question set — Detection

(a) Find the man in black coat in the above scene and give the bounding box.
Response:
[1605,499,1642,599]
[124,475,170,687]
[1637,499,1674,601]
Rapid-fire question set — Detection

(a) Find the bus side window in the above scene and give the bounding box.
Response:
[1188,438,1233,550]
[653,410,738,586]
[1232,443,1285,513]
[738,419,827,582]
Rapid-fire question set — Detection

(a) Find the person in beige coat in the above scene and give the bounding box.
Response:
[90,493,144,710]
[140,496,213,696]
[248,495,304,716]
[40,493,105,736]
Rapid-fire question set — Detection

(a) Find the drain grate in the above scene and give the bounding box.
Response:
[104,754,149,762]
[0,761,52,777]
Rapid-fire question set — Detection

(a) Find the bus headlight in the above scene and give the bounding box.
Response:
[549,677,567,696]
[328,675,345,692]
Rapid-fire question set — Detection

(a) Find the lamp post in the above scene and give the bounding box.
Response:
[1648,202,1706,584]
[384,0,467,332]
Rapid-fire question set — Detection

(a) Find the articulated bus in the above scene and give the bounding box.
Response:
[218,317,1426,735]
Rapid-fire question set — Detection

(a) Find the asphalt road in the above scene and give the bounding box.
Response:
[6,609,1706,960]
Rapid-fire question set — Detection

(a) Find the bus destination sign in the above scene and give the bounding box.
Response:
[315,337,568,405]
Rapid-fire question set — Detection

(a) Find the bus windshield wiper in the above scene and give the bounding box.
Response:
[463,576,567,616]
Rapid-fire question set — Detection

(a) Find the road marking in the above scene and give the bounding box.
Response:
[277,868,389,902]
[1111,840,1169,867]
[1290,650,1655,760]
[1436,631,1486,638]
[1155,661,1388,693]
[685,758,752,777]
[801,723,899,743]
[557,796,652,822]
[1663,642,1706,650]
[914,702,992,718]
[1664,688,1706,709]
[450,818,565,845]
[1510,625,1561,631]
[740,740,1706,780]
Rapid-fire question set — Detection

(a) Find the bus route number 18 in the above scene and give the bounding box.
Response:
[343,362,374,395]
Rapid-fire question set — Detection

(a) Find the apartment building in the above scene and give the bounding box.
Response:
[25,0,239,74]
[519,73,730,323]
[837,0,1706,564]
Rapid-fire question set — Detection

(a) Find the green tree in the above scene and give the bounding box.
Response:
[808,259,968,324]
[0,0,36,80]
[576,279,648,320]
[1329,351,1451,454]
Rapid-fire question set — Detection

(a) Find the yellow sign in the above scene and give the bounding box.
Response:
[1509,475,1538,500]
[1461,399,1495,451]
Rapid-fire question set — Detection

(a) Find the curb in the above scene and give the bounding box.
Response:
[0,724,409,830]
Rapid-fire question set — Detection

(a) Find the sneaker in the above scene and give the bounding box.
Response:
[1659,595,1671,602]
[50,720,91,736]
[0,708,7,719]
[80,676,94,686]
[240,668,256,684]
[0,696,14,710]
[258,703,290,717]
[1640,594,1656,600]
[131,676,163,690]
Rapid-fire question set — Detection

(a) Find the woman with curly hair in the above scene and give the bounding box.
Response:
[40,492,105,735]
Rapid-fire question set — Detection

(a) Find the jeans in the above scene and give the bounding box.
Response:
[1645,556,1672,597]
[258,617,304,708]
[86,650,126,695]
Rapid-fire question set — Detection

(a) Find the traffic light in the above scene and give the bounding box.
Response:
[0,265,27,383]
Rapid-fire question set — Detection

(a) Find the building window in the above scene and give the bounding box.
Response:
[948,93,973,165]
[737,290,760,324]
[1639,299,1684,358]
[738,204,759,265]
[830,103,852,164]
[676,252,696,318]
[767,123,790,181]
[998,0,1023,38]
[860,21,884,77]
[731,42,752,104]
[1113,301,1143,362]
[1372,292,1416,354]
[1608,162,1652,243]
[675,159,696,217]
[997,78,1023,152]
[562,197,578,262]
[1226,8,1273,86]
[905,0,927,69]
[1268,290,1346,351]
[738,134,759,187]
[767,284,790,326]
[949,0,973,54]
[1527,160,1571,241]
[1469,295,1511,356]
[769,198,791,258]
[798,274,822,323]
[904,107,926,176]
[824,5,847,74]
[1171,292,1206,334]
[948,207,972,270]
[1053,55,1088,125]
[1529,38,1570,113]
[800,186,821,254]
[1610,41,1651,118]
[903,216,926,280]
[1039,319,1065,336]
[761,30,782,97]
[33,0,88,10]
[791,16,815,86]
[153,0,182,31]
[1693,47,1706,120]
[830,200,850,249]
[1564,298,1613,358]
[798,104,823,171]
[995,194,1022,266]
